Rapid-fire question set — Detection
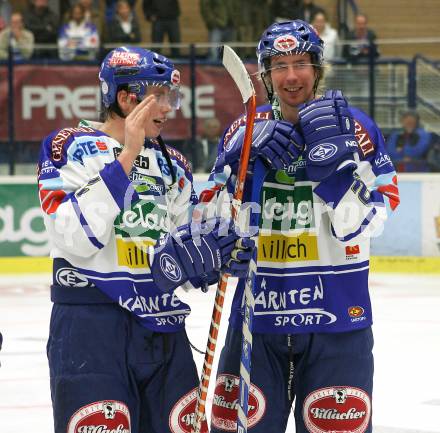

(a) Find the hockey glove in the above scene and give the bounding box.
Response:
[149,218,239,293]
[218,120,304,174]
[298,89,358,182]
[224,237,255,278]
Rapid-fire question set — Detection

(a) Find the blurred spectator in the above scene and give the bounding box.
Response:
[23,0,58,59]
[251,0,272,42]
[342,13,379,63]
[235,0,252,57]
[200,0,234,60]
[106,0,141,44]
[311,11,340,61]
[185,117,222,172]
[105,0,137,23]
[143,0,181,58]
[386,111,433,172]
[0,12,34,60]
[58,4,99,61]
[427,136,440,172]
[63,0,103,37]
[0,0,11,32]
[299,0,326,23]
[271,0,302,21]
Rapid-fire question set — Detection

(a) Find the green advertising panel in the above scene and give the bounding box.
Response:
[0,182,49,257]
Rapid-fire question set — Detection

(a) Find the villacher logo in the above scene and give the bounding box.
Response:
[303,387,371,433]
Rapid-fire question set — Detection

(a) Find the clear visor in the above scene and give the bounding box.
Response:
[127,81,182,110]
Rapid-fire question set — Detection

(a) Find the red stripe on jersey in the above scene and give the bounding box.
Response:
[39,187,66,214]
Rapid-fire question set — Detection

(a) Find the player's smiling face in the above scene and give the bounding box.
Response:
[143,86,173,137]
[269,53,317,107]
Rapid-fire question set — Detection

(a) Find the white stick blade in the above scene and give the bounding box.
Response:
[221,45,255,104]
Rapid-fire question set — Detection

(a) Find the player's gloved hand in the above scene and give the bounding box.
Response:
[218,120,304,174]
[298,89,358,182]
[224,237,255,278]
[149,217,239,293]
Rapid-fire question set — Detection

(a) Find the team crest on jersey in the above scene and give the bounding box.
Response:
[67,400,131,433]
[274,34,298,52]
[303,387,371,433]
[55,267,90,287]
[168,388,208,433]
[211,374,266,431]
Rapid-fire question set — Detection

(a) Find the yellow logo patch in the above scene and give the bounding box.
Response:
[258,233,319,262]
[116,239,154,268]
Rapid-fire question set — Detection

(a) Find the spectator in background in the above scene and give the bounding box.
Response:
[271,0,302,22]
[0,11,34,60]
[24,0,58,59]
[386,111,433,172]
[105,0,137,23]
[0,0,11,32]
[252,0,272,43]
[311,11,340,61]
[427,135,440,172]
[200,0,234,60]
[185,117,222,172]
[299,0,326,23]
[343,13,379,62]
[63,0,103,38]
[58,3,100,61]
[106,0,141,44]
[143,0,181,58]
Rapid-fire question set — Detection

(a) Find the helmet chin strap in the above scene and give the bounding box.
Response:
[157,135,177,185]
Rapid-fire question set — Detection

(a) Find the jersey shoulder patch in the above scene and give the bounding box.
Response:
[350,107,377,159]
[48,126,99,162]
[223,106,272,149]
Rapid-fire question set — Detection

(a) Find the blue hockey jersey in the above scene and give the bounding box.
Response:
[207,104,400,335]
[38,124,198,332]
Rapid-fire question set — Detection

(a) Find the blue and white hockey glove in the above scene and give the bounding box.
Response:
[224,237,255,278]
[218,120,303,174]
[149,218,239,293]
[298,89,358,182]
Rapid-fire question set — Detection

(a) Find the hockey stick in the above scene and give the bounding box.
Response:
[192,45,256,433]
[236,158,266,433]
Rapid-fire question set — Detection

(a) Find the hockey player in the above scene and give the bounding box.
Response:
[37,46,246,433]
[207,21,400,432]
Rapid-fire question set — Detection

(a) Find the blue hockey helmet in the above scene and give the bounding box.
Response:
[257,20,324,72]
[99,46,181,108]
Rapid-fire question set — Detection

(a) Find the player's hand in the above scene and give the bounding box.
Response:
[149,217,240,293]
[223,237,255,278]
[124,94,160,155]
[298,90,358,182]
[118,94,161,175]
[218,120,304,174]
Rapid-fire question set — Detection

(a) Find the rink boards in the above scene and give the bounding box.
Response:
[0,173,439,274]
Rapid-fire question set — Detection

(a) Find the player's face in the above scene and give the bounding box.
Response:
[143,86,174,137]
[269,53,317,108]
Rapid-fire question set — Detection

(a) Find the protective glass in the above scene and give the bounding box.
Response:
[267,62,320,74]
[127,81,182,110]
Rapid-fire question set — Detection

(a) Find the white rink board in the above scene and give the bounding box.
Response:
[0,273,440,433]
